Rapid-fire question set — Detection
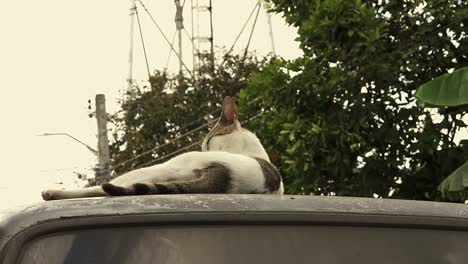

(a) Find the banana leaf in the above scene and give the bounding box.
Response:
[416,67,468,107]
[438,161,468,200]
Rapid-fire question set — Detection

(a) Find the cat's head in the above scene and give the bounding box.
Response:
[201,96,270,161]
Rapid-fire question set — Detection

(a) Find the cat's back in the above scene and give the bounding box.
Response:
[169,151,269,172]
[169,151,282,194]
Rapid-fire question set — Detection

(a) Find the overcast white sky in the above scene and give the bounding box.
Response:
[0,0,302,208]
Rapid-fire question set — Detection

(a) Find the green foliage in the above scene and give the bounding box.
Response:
[438,160,468,201]
[240,0,468,200]
[416,67,468,107]
[109,0,467,202]
[415,67,468,199]
[109,53,270,175]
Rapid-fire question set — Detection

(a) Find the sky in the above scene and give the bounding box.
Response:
[0,0,302,208]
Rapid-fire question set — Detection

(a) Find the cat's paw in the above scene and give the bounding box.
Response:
[42,190,56,201]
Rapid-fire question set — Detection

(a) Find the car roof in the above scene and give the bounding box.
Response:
[1,194,468,251]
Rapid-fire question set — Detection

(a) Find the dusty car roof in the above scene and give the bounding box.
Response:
[1,194,468,252]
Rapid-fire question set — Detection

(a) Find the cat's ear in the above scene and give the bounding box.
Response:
[220,96,238,126]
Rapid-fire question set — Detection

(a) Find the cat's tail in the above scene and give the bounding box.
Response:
[42,186,107,201]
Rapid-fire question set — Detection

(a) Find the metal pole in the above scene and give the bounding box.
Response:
[190,0,197,75]
[95,94,111,184]
[263,0,276,56]
[175,0,184,75]
[38,133,98,155]
[127,0,137,90]
[209,0,214,67]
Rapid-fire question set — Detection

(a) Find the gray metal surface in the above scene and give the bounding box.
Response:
[1,194,468,258]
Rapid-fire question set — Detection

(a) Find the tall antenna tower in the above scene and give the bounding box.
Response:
[126,0,276,85]
[174,0,184,74]
[127,0,137,90]
[191,0,214,73]
[263,0,276,56]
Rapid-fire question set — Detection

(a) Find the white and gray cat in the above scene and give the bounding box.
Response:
[41,96,283,200]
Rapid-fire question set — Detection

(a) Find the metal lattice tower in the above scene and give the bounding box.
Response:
[174,0,184,74]
[191,0,214,73]
[126,0,276,86]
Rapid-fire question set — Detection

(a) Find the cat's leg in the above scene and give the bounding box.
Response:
[108,163,193,186]
[42,186,107,201]
[103,162,231,195]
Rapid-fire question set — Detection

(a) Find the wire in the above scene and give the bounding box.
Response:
[135,7,151,79]
[133,141,201,170]
[113,118,217,169]
[137,0,193,77]
[165,31,178,69]
[221,2,260,66]
[183,27,192,41]
[128,109,267,172]
[243,2,261,59]
[113,14,468,174]
[112,96,260,170]
[173,96,259,132]
[177,108,220,131]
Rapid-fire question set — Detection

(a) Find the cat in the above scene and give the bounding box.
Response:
[41,96,283,201]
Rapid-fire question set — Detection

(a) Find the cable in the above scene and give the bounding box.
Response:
[177,108,220,131]
[135,7,151,79]
[170,96,259,133]
[137,0,193,77]
[113,14,468,173]
[128,109,267,172]
[113,118,217,169]
[221,2,260,66]
[112,96,260,170]
[165,31,178,69]
[243,2,261,59]
[183,27,192,41]
[133,141,201,170]
[125,110,266,171]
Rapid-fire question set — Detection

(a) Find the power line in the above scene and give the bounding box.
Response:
[164,96,259,134]
[165,30,178,69]
[114,14,468,174]
[112,96,261,171]
[177,108,220,131]
[222,2,260,66]
[133,141,201,170]
[135,6,151,79]
[183,27,192,41]
[126,109,268,172]
[137,0,193,77]
[165,0,188,70]
[243,2,261,59]
[113,118,217,169]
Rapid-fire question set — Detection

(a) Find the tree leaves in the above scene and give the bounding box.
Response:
[438,161,468,201]
[241,0,468,201]
[415,67,468,200]
[110,0,468,203]
[416,67,468,107]
[109,53,270,175]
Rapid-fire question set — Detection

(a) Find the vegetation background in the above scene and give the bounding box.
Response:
[109,0,468,202]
